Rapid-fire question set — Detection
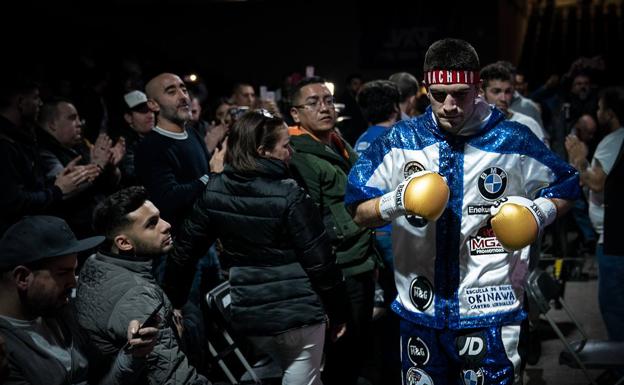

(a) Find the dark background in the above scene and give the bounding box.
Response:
[3,0,623,101]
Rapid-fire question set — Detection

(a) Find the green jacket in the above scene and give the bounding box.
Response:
[288,127,377,277]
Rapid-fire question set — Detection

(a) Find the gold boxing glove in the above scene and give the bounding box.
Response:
[490,196,557,251]
[377,171,450,221]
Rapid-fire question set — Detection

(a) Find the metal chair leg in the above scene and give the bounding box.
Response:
[543,316,597,385]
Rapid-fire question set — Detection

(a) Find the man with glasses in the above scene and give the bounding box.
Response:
[346,39,579,384]
[288,77,378,385]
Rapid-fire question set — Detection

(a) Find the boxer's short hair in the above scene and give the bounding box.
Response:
[424,38,480,73]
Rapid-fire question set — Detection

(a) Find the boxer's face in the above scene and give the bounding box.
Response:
[428,83,478,133]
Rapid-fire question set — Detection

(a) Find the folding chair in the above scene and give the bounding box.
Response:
[205,281,281,385]
[525,269,624,385]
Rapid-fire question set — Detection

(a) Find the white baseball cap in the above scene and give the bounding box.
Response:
[124,90,149,111]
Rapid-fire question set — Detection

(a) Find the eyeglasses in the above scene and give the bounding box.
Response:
[293,96,335,111]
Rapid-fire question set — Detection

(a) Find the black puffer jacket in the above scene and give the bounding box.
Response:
[164,158,348,336]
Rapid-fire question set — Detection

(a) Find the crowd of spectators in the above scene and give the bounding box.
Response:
[0,49,622,385]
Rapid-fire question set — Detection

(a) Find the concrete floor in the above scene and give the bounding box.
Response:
[215,261,617,385]
[523,263,610,385]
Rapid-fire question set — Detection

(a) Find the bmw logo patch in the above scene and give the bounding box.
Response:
[406,367,434,385]
[407,337,430,366]
[404,161,426,178]
[478,167,508,200]
[461,368,484,385]
[410,276,434,311]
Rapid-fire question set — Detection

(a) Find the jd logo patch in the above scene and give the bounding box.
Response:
[456,331,487,365]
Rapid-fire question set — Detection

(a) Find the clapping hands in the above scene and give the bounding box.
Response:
[91,133,127,169]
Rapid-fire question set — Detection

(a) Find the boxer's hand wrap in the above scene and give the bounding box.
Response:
[490,196,557,251]
[377,171,449,222]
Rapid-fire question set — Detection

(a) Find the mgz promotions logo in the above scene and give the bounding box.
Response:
[468,226,505,256]
[478,167,507,200]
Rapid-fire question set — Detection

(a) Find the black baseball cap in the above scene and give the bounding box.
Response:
[0,216,104,269]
